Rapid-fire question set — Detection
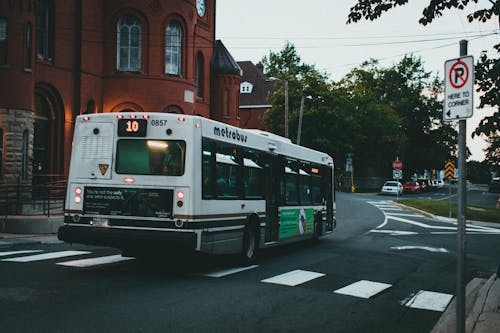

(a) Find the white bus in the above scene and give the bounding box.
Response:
[59,112,336,262]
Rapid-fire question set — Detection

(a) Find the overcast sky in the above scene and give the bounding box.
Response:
[215,0,499,162]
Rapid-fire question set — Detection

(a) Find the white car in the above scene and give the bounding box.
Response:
[435,179,444,188]
[381,181,403,195]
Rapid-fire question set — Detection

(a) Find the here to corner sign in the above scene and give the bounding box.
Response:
[444,56,474,121]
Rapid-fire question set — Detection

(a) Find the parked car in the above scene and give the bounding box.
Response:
[381,181,403,195]
[489,177,500,193]
[403,181,420,193]
[435,179,444,188]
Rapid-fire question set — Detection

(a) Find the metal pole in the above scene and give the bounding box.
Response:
[296,96,304,145]
[284,80,289,138]
[456,39,468,333]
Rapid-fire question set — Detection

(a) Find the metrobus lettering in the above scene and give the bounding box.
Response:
[213,126,248,143]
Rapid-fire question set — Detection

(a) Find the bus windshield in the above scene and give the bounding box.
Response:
[116,139,186,176]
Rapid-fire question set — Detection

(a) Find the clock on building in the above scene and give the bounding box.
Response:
[196,0,205,17]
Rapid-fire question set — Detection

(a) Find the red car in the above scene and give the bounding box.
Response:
[403,181,421,193]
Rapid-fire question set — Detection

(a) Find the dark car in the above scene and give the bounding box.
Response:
[489,177,500,193]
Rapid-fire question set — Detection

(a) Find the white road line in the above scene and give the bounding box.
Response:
[0,250,43,257]
[370,230,418,236]
[391,246,449,253]
[402,290,453,312]
[334,280,392,299]
[200,265,259,278]
[56,255,134,267]
[1,250,90,262]
[386,213,425,218]
[261,270,325,286]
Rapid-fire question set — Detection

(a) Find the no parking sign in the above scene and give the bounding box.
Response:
[444,56,474,121]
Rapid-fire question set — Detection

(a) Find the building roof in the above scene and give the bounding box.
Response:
[211,40,242,75]
[238,61,274,108]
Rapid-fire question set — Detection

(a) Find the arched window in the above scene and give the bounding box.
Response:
[25,23,32,69]
[33,94,51,175]
[22,130,29,180]
[117,16,142,71]
[36,0,54,60]
[165,21,182,75]
[163,105,183,114]
[0,17,7,64]
[85,99,96,114]
[196,52,204,98]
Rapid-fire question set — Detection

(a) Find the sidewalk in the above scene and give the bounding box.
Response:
[432,273,500,333]
[0,232,62,248]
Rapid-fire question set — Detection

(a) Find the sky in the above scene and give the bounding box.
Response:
[215,0,499,162]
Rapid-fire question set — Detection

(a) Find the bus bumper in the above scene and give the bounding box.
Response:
[58,224,198,252]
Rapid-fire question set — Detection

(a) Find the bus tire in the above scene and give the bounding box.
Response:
[313,212,322,241]
[240,221,258,265]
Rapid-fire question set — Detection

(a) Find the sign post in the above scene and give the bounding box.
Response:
[444,40,472,333]
[393,158,403,200]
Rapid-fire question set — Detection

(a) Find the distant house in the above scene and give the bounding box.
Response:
[237,61,274,130]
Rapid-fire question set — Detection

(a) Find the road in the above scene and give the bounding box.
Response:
[1,192,499,332]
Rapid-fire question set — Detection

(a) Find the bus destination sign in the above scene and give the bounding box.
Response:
[117,119,147,137]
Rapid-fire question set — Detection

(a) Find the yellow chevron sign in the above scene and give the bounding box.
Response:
[445,161,455,180]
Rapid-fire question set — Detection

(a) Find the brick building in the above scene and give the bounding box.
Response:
[238,61,273,130]
[0,0,242,185]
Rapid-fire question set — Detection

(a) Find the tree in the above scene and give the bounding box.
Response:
[338,56,456,177]
[261,43,456,179]
[348,0,500,168]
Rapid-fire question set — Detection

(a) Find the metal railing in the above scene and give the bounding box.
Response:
[0,175,67,216]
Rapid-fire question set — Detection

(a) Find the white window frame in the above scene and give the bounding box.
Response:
[117,16,142,71]
[240,82,253,94]
[165,21,182,75]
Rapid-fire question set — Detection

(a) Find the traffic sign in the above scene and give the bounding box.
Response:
[393,160,403,170]
[393,169,402,180]
[444,56,474,121]
[445,161,455,180]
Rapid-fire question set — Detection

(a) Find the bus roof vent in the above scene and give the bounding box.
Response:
[246,129,292,143]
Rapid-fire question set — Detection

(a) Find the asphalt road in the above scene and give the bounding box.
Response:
[1,192,499,333]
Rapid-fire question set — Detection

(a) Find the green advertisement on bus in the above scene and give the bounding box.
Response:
[279,207,314,239]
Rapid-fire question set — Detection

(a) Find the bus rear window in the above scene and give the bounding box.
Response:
[116,139,186,176]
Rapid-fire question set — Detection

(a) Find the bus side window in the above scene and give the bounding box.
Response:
[202,139,215,198]
[215,142,239,198]
[285,161,298,204]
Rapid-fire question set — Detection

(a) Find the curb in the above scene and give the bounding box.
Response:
[431,274,499,333]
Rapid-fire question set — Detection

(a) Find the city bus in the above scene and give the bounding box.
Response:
[59,112,336,262]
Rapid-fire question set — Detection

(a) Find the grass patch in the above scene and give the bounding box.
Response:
[399,199,500,224]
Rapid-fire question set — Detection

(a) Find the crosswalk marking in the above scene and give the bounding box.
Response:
[200,265,259,278]
[0,250,43,257]
[334,280,392,299]
[261,269,325,286]
[56,254,134,267]
[1,250,90,262]
[402,290,453,312]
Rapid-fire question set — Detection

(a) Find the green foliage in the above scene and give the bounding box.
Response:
[467,160,493,183]
[261,43,456,178]
[348,0,500,171]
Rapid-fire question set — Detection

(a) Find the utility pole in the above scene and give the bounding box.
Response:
[456,39,468,333]
[284,80,289,138]
[296,95,304,145]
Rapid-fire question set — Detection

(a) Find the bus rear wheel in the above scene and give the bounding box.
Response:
[240,222,258,265]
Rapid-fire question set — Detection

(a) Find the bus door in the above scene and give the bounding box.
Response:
[264,155,281,242]
[326,167,335,231]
